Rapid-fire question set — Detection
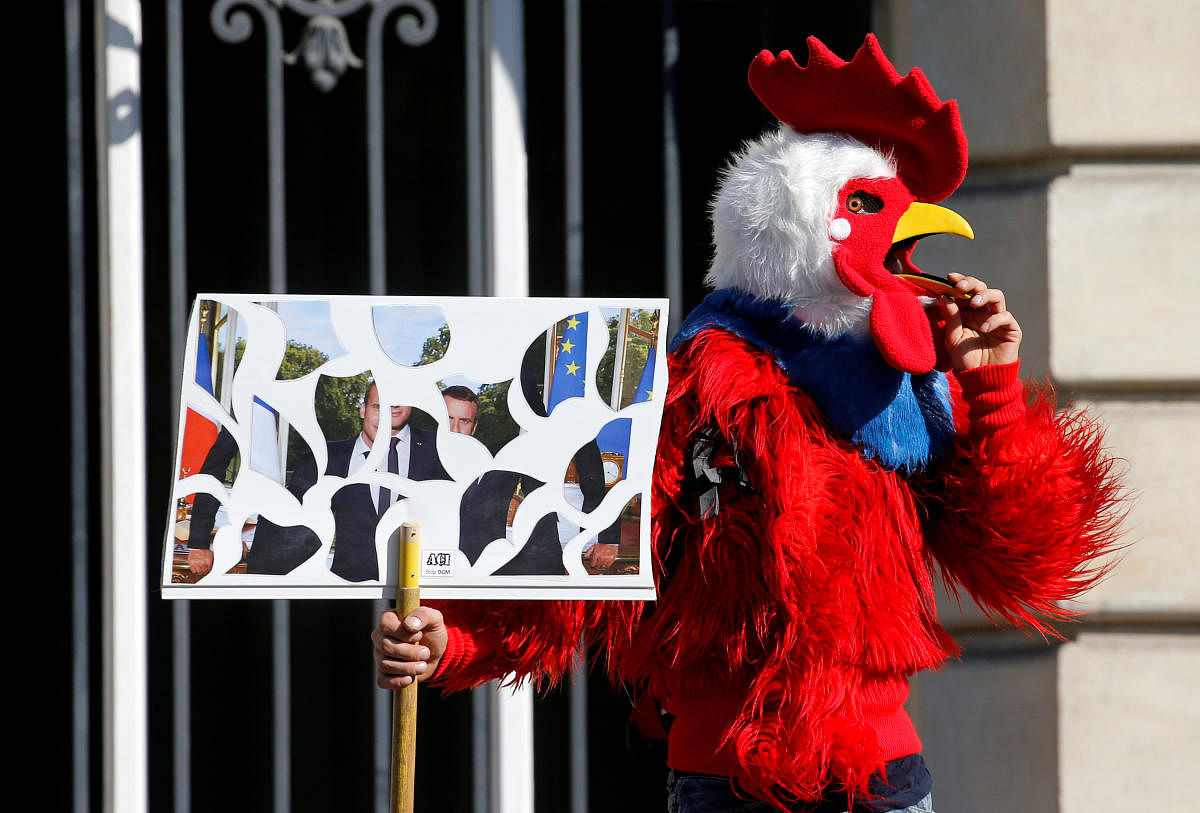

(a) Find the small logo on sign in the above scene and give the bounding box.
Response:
[421,551,454,578]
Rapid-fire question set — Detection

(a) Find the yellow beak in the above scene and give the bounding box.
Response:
[892,201,974,243]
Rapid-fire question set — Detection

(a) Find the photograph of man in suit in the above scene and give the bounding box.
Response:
[441,385,479,436]
[288,379,450,582]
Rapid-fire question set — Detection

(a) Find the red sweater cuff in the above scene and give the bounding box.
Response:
[956,361,1025,435]
[434,620,481,682]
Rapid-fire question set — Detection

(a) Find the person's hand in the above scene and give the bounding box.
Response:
[373,606,448,689]
[585,543,618,570]
[188,548,214,577]
[937,273,1022,370]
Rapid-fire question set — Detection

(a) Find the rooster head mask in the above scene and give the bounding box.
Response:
[706,35,973,374]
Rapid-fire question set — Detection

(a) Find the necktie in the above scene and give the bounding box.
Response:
[377,437,399,515]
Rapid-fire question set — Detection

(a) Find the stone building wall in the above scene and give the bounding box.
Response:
[877,2,1200,810]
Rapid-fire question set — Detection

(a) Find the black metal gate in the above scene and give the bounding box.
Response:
[50,2,869,811]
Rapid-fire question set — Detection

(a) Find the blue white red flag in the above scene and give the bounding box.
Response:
[180,324,220,494]
[250,396,282,482]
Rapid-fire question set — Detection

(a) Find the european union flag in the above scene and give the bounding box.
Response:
[633,345,655,403]
[547,312,588,413]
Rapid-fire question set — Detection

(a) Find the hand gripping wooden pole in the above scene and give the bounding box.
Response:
[390,523,421,813]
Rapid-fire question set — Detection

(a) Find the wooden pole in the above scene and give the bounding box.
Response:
[390,523,421,813]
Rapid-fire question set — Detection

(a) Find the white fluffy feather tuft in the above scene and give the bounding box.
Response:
[706,127,895,337]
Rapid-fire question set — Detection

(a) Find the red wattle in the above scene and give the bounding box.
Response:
[870,292,937,374]
[835,246,937,374]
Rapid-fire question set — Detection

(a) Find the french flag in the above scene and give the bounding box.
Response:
[249,395,282,482]
[179,327,220,500]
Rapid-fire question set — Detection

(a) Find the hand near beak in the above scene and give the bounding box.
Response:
[937,273,1022,370]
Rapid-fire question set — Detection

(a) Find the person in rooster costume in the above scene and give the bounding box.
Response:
[373,35,1124,813]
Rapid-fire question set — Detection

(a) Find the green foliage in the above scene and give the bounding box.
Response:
[595,321,617,401]
[314,371,371,442]
[253,338,370,471]
[418,324,451,366]
[595,309,658,409]
[474,380,521,456]
[276,341,329,381]
[221,338,376,476]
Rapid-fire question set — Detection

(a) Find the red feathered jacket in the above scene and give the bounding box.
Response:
[431,328,1123,806]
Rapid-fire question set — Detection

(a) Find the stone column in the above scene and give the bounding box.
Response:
[878,2,1200,811]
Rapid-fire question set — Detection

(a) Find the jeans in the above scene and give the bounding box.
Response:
[666,772,934,813]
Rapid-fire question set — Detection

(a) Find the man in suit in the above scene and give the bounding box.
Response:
[289,380,450,582]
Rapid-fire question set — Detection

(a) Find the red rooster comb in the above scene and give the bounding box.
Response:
[748,35,968,203]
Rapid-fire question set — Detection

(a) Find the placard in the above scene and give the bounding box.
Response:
[162,295,667,600]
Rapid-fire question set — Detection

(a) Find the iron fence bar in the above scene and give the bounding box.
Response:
[166,1,192,811]
[270,601,291,813]
[564,2,588,811]
[265,10,286,295]
[366,1,440,293]
[466,4,491,809]
[210,1,287,292]
[564,0,582,299]
[569,645,588,813]
[65,0,89,809]
[209,6,291,810]
[663,0,682,335]
[468,0,492,297]
[367,7,389,295]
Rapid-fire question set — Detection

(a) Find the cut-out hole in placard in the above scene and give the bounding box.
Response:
[171,487,230,584]
[558,418,631,531]
[491,511,568,576]
[581,493,642,576]
[238,516,322,576]
[174,426,240,582]
[189,299,246,425]
[521,312,595,417]
[257,299,349,379]
[594,308,661,411]
[457,470,536,566]
[439,377,520,456]
[372,305,450,366]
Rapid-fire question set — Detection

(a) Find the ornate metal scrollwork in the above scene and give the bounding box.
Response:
[211,0,281,45]
[283,14,363,92]
[208,0,440,287]
[212,0,438,92]
[383,0,439,48]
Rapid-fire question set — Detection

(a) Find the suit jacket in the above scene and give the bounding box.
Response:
[188,426,240,550]
[460,440,614,575]
[289,427,449,582]
[186,426,321,576]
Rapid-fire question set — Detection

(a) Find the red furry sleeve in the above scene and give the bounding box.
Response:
[427,599,599,691]
[919,364,1127,634]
